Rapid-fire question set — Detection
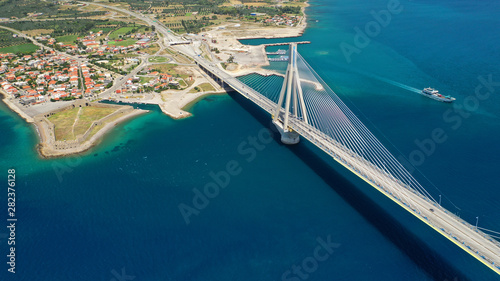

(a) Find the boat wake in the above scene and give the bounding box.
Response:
[370,75,421,94]
[329,62,422,94]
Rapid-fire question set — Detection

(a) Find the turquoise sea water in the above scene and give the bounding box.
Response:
[1,0,500,280]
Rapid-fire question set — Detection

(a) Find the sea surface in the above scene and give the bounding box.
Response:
[1,0,500,280]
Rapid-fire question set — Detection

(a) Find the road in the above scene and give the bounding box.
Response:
[99,56,147,98]
[78,1,178,43]
[79,1,205,98]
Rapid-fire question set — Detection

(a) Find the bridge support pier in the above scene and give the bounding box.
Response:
[272,120,300,145]
[272,43,307,145]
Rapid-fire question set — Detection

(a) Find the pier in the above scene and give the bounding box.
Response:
[266,49,287,55]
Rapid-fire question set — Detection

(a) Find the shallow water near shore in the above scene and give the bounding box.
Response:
[1,0,500,280]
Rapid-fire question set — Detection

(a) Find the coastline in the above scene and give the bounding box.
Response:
[0,91,35,124]
[1,90,148,158]
[159,90,227,119]
[38,108,148,158]
[180,91,227,112]
[236,0,309,41]
[0,2,310,157]
[108,88,227,120]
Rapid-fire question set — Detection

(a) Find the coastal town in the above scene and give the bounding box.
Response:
[1,50,111,105]
[0,0,307,157]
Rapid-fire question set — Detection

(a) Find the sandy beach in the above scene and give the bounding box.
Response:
[160,90,226,119]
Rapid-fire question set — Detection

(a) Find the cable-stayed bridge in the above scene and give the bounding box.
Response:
[65,1,500,278]
[195,43,500,275]
[76,1,499,273]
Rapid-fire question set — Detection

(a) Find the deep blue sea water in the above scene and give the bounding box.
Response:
[1,0,500,280]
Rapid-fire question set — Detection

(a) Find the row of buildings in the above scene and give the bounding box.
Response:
[0,50,115,105]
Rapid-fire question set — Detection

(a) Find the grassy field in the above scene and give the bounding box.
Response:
[73,107,117,137]
[0,43,39,54]
[198,82,216,92]
[56,35,79,44]
[152,63,181,76]
[48,107,80,141]
[148,56,168,63]
[133,26,149,34]
[179,79,188,87]
[108,39,137,47]
[139,76,153,84]
[48,106,118,140]
[190,83,215,93]
[143,43,160,55]
[91,27,115,34]
[109,26,135,39]
[87,111,127,139]
[24,29,54,36]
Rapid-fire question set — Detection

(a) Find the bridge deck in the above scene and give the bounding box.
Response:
[194,58,500,275]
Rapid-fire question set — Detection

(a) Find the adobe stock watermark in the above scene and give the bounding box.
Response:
[340,0,404,63]
[178,127,275,225]
[281,235,340,281]
[398,74,500,173]
[110,267,135,281]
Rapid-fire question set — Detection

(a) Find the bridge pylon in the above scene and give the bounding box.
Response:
[272,43,308,145]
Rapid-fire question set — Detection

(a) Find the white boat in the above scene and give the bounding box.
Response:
[420,87,455,103]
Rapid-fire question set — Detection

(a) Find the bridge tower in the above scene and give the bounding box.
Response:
[272,43,308,145]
